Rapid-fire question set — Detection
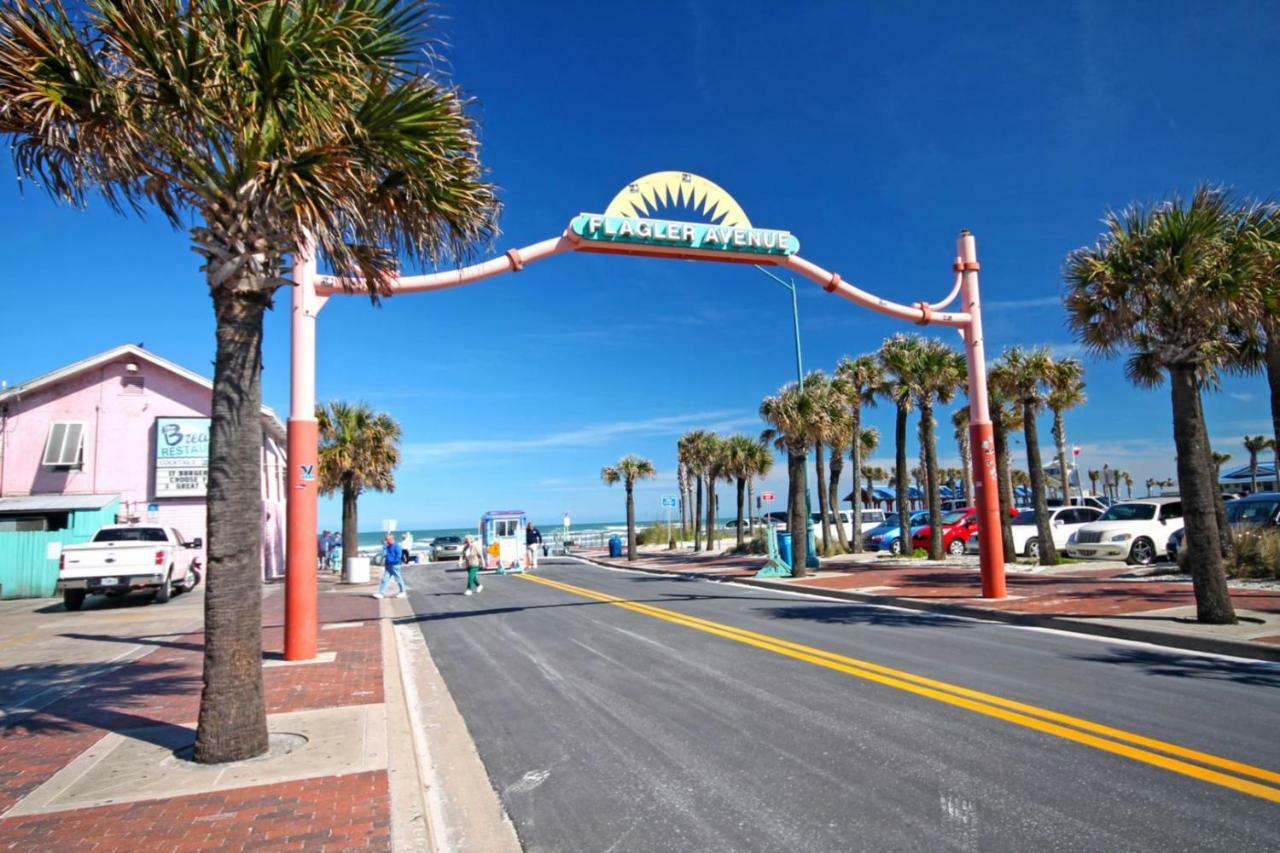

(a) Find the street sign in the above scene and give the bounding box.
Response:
[660,495,678,509]
[382,519,397,532]
[761,491,776,502]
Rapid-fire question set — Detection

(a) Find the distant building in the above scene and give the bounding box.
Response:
[0,345,286,598]
[1219,462,1278,495]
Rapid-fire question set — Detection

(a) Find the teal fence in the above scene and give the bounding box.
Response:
[0,500,120,599]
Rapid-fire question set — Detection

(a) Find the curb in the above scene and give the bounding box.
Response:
[573,554,1280,663]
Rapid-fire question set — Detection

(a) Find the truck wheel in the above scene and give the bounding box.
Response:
[63,589,86,611]
[177,566,201,593]
[155,572,172,604]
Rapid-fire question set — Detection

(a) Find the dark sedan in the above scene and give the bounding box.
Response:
[1166,494,1276,561]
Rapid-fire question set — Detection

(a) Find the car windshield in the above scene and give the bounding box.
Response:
[435,537,461,544]
[1012,510,1037,525]
[93,528,167,542]
[940,511,968,524]
[1226,500,1280,525]
[1098,503,1157,522]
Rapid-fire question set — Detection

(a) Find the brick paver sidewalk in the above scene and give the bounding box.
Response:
[0,579,390,851]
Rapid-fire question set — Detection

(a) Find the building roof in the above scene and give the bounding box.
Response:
[0,344,285,442]
[0,494,119,513]
[1221,462,1277,483]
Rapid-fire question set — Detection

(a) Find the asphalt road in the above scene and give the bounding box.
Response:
[402,558,1280,852]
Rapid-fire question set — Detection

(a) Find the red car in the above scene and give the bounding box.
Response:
[911,507,1017,556]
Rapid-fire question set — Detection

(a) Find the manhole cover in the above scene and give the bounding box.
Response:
[168,732,308,768]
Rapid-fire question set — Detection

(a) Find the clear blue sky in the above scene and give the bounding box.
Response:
[2,2,1277,529]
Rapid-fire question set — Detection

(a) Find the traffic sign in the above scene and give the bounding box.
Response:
[660,495,678,509]
[761,491,776,502]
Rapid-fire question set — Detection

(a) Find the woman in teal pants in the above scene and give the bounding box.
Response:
[460,535,484,595]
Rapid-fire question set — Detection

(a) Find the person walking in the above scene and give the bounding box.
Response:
[525,522,543,571]
[460,534,484,595]
[329,532,343,573]
[374,533,406,599]
[317,530,332,571]
[400,530,415,565]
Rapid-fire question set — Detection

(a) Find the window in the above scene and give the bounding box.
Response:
[1099,503,1156,522]
[1013,510,1037,525]
[92,527,168,542]
[1159,502,1183,521]
[494,519,520,537]
[42,422,86,468]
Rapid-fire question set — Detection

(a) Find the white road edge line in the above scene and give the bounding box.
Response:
[555,555,1280,670]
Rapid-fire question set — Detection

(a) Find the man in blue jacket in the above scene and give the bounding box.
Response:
[375,533,406,599]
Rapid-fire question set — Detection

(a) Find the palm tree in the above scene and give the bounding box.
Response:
[676,458,690,539]
[878,335,923,550]
[316,402,400,576]
[703,435,731,551]
[601,455,657,561]
[997,347,1060,565]
[826,437,851,552]
[679,430,713,551]
[862,465,888,506]
[800,371,843,554]
[835,354,883,552]
[1011,469,1031,488]
[1243,435,1273,493]
[987,363,1024,562]
[1122,471,1134,499]
[907,339,966,559]
[722,435,759,550]
[1047,359,1086,502]
[952,407,973,507]
[748,440,775,534]
[760,381,824,577]
[0,1,499,763]
[1087,469,1101,496]
[1065,187,1259,624]
[1240,205,1280,455]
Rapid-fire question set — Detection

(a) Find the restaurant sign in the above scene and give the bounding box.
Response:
[154,417,210,498]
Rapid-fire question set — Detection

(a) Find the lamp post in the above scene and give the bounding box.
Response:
[754,265,804,387]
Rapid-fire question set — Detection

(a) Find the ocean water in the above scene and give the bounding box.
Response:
[353,518,728,550]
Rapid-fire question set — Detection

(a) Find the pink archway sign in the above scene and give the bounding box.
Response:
[283,173,1005,660]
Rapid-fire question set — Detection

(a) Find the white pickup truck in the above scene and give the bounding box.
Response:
[57,524,203,611]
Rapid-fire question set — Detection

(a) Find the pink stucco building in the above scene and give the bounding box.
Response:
[0,344,286,597]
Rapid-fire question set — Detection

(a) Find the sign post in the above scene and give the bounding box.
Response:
[661,495,678,549]
[756,491,790,577]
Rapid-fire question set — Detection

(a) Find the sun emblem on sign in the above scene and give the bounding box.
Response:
[603,172,752,228]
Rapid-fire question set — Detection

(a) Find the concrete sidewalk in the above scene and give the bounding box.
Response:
[578,548,1280,661]
[0,570,518,852]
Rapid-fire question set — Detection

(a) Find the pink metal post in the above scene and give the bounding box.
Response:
[957,230,1006,597]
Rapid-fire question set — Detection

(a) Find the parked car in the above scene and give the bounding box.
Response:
[1046,495,1110,512]
[864,510,930,554]
[810,509,889,540]
[429,535,464,562]
[940,499,969,513]
[1065,498,1184,565]
[910,508,977,555]
[57,524,203,610]
[1166,493,1277,560]
[1010,506,1103,558]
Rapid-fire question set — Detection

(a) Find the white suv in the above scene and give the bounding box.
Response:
[1065,498,1183,565]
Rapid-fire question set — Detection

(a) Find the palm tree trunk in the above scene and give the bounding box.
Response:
[922,403,943,560]
[814,440,831,553]
[677,463,688,539]
[705,478,715,551]
[1267,322,1280,454]
[1250,453,1259,493]
[1195,389,1232,559]
[1169,364,1235,624]
[194,293,269,765]
[1023,403,1059,565]
[991,409,1016,562]
[787,450,808,577]
[625,481,637,561]
[341,481,359,579]
[829,449,850,552]
[747,478,755,532]
[693,476,703,552]
[957,430,973,508]
[735,477,746,549]
[1052,410,1072,502]
[895,403,910,551]
[849,408,864,553]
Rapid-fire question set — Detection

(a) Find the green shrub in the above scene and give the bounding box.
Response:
[635,525,671,546]
[1225,528,1280,580]
[909,548,928,559]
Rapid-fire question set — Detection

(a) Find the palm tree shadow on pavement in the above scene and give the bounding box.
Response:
[1071,648,1280,689]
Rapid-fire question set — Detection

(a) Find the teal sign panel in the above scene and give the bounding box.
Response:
[571,214,799,257]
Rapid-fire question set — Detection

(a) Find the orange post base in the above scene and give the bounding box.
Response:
[970,421,1006,599]
[285,418,319,660]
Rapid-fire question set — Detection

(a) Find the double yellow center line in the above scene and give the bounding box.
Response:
[519,572,1280,804]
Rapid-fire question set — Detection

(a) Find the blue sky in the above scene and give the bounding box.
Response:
[2,1,1278,529]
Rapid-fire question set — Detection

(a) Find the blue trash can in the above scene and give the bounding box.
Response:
[806,527,821,569]
[608,535,623,558]
[776,531,792,566]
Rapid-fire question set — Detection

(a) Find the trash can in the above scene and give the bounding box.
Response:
[345,556,370,584]
[806,525,821,569]
[776,531,792,566]
[608,535,623,558]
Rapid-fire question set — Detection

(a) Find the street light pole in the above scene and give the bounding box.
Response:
[754,264,804,387]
